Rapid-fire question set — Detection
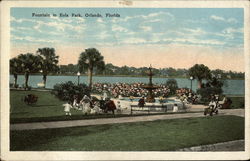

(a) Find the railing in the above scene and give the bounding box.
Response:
[130,104,168,114]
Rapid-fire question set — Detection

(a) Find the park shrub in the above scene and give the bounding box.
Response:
[51,81,90,102]
[166,79,178,96]
[197,87,222,103]
[196,77,224,103]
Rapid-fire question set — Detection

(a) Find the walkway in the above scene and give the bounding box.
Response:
[179,139,244,151]
[10,109,244,131]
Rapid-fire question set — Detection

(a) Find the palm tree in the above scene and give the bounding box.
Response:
[18,53,41,90]
[78,48,105,88]
[188,64,211,89]
[10,57,22,88]
[37,48,59,87]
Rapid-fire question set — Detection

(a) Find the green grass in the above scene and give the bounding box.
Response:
[227,96,245,109]
[10,90,199,124]
[10,90,126,123]
[10,115,244,151]
[10,90,65,118]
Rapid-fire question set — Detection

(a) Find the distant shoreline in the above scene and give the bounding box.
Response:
[9,74,245,80]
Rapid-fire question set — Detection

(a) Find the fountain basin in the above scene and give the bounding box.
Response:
[113,97,187,113]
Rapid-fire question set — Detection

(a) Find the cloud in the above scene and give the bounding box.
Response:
[97,18,104,23]
[184,19,207,24]
[210,15,224,21]
[140,26,152,32]
[112,11,174,23]
[122,38,147,44]
[11,16,35,23]
[222,27,243,34]
[160,37,225,46]
[12,16,85,35]
[11,26,30,32]
[183,28,207,36]
[145,12,174,20]
[11,35,58,43]
[144,19,161,23]
[33,19,85,34]
[112,24,128,32]
[97,31,110,39]
[210,15,237,23]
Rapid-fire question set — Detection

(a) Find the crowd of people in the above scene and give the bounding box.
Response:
[63,83,230,116]
[92,82,171,98]
[176,88,200,104]
[63,95,118,116]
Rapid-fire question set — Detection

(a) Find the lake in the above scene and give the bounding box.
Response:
[9,75,245,95]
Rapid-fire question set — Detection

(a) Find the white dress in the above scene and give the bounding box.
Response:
[173,105,178,112]
[63,103,72,112]
[82,102,91,114]
[209,101,216,108]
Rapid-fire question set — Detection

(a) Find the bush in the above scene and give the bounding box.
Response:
[228,97,245,109]
[197,87,222,103]
[197,77,224,103]
[51,81,90,103]
[166,79,178,96]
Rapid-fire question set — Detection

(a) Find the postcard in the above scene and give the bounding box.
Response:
[1,0,250,160]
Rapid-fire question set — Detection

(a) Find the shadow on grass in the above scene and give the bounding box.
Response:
[10,123,114,151]
[29,104,58,107]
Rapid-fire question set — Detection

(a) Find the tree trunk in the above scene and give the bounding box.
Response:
[198,79,202,89]
[88,68,93,89]
[43,74,47,88]
[24,72,29,90]
[14,74,18,88]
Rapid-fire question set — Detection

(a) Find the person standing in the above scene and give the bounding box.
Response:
[173,104,178,112]
[63,101,72,116]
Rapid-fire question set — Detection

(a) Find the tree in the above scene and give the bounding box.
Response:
[78,48,105,88]
[37,48,59,87]
[188,64,211,89]
[18,53,41,90]
[52,81,90,102]
[10,57,22,88]
[166,79,178,95]
[197,77,224,103]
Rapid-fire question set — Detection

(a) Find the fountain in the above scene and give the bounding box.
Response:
[141,65,159,103]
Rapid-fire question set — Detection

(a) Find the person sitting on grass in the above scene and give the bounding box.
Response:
[63,101,72,116]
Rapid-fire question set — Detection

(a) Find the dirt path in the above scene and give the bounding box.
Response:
[10,109,244,131]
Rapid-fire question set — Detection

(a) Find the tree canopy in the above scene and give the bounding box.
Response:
[78,48,105,88]
[189,64,211,88]
[37,47,59,87]
[17,53,42,89]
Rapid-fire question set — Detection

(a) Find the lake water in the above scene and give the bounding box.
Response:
[9,75,245,95]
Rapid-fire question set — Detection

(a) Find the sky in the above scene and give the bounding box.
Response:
[10,8,244,72]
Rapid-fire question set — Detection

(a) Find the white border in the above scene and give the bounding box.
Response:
[1,0,250,160]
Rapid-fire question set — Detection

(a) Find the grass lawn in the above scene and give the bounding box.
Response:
[10,90,198,123]
[10,90,121,123]
[227,96,245,109]
[10,115,244,151]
